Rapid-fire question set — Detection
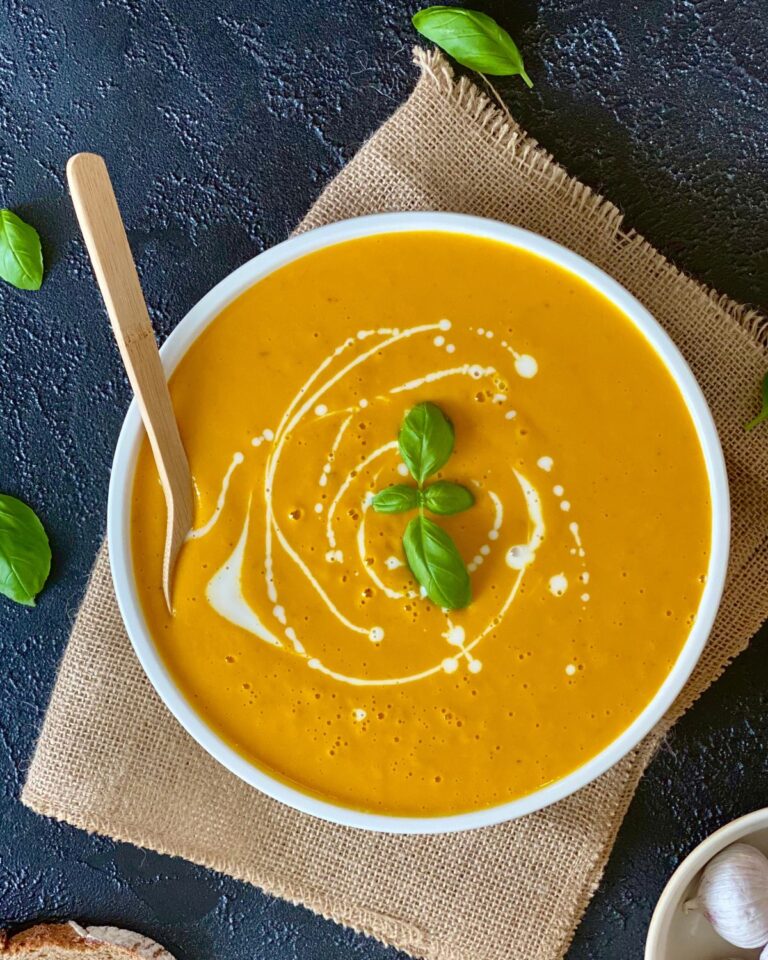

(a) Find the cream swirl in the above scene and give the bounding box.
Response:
[183,320,591,687]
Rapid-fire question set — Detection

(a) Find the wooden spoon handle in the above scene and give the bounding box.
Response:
[67,152,192,604]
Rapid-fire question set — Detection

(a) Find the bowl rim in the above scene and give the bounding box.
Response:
[645,806,768,959]
[108,211,730,834]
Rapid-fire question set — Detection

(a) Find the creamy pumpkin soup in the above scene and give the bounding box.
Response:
[131,231,711,817]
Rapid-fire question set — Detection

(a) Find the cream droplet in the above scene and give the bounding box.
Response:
[369,626,384,643]
[537,456,553,472]
[397,463,409,477]
[353,708,367,721]
[468,659,483,673]
[506,544,532,570]
[565,663,577,676]
[549,573,568,597]
[515,354,538,378]
[438,318,451,331]
[314,404,328,416]
[442,657,458,674]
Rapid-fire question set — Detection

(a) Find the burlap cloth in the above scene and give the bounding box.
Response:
[22,50,768,960]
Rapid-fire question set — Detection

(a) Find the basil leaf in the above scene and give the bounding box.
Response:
[372,484,420,514]
[0,494,51,606]
[398,402,455,485]
[412,6,533,87]
[423,480,475,516]
[0,210,43,290]
[745,371,768,431]
[403,515,471,610]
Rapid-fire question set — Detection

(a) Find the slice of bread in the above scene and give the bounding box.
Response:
[0,923,175,959]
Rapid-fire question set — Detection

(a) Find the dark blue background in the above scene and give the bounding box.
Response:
[1,2,766,957]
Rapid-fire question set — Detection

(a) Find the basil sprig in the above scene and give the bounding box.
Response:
[412,6,533,88]
[423,480,475,515]
[0,209,44,290]
[403,515,471,610]
[746,371,768,431]
[371,484,420,514]
[0,494,51,606]
[398,400,455,484]
[372,402,474,610]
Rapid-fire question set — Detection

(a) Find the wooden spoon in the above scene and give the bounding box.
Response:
[67,152,193,611]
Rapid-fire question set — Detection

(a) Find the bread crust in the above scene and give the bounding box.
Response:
[2,924,88,954]
[0,923,174,958]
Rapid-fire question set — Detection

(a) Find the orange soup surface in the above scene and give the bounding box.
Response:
[131,232,711,817]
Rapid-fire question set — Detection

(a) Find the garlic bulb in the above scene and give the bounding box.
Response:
[687,842,768,948]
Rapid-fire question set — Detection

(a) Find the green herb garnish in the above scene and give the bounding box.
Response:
[397,398,456,484]
[746,371,768,431]
[372,402,474,610]
[403,515,470,610]
[0,209,43,290]
[422,480,476,515]
[0,493,51,606]
[412,6,533,88]
[371,484,420,514]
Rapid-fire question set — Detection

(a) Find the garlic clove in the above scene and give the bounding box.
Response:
[686,842,768,948]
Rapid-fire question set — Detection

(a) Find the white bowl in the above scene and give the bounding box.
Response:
[646,808,768,960]
[108,212,730,834]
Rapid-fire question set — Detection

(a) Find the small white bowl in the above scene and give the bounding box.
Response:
[646,807,768,960]
[107,212,730,834]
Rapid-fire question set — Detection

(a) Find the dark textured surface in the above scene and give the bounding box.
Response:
[0,1,766,957]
